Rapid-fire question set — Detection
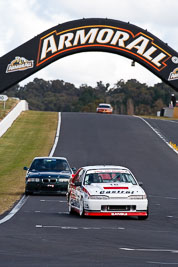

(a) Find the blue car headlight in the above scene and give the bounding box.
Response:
[27,178,40,182]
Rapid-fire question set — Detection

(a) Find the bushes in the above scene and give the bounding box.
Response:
[5,78,175,115]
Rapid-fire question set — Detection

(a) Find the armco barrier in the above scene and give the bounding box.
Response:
[0,100,28,137]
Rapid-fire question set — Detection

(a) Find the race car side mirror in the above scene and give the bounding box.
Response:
[23,166,29,171]
[72,167,77,173]
[138,181,143,187]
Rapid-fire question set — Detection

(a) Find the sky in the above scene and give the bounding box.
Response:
[0,0,178,88]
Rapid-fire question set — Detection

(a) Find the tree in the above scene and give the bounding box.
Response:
[5,77,172,116]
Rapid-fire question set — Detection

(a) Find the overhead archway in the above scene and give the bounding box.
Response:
[0,18,178,93]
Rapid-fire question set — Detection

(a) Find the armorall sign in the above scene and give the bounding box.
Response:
[0,18,178,92]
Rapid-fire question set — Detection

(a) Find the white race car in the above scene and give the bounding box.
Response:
[96,103,113,114]
[67,165,148,219]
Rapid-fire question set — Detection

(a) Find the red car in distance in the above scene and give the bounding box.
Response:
[96,103,113,114]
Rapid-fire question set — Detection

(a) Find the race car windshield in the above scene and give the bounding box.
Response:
[29,159,71,172]
[99,105,110,108]
[84,172,137,185]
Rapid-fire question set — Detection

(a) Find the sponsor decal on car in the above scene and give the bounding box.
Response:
[168,67,178,81]
[37,25,171,71]
[100,190,134,194]
[6,56,34,73]
[111,212,127,216]
[47,184,54,188]
[103,187,129,189]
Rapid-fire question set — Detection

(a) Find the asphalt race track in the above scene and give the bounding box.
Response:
[1,113,178,266]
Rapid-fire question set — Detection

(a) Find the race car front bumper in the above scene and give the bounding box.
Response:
[83,198,148,216]
[84,211,147,216]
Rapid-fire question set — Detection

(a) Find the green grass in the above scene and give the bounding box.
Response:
[0,110,58,215]
[0,98,19,120]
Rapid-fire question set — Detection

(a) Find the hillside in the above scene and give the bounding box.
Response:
[0,98,19,121]
[5,78,176,116]
[0,110,58,215]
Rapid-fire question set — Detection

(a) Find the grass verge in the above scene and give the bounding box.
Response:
[0,110,58,215]
[0,98,19,121]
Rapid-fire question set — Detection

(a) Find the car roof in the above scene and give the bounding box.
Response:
[32,156,67,161]
[81,165,129,171]
[98,103,111,106]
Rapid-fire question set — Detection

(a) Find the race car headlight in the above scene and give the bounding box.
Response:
[27,178,40,182]
[89,195,109,200]
[128,195,147,199]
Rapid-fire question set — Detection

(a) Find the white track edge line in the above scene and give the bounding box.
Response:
[0,195,28,224]
[49,112,61,157]
[135,116,178,155]
[0,112,61,224]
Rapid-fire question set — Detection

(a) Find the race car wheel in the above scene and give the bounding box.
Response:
[25,190,33,196]
[68,195,74,214]
[79,198,84,217]
[138,208,149,220]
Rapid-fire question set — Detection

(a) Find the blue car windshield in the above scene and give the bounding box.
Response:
[29,158,71,172]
